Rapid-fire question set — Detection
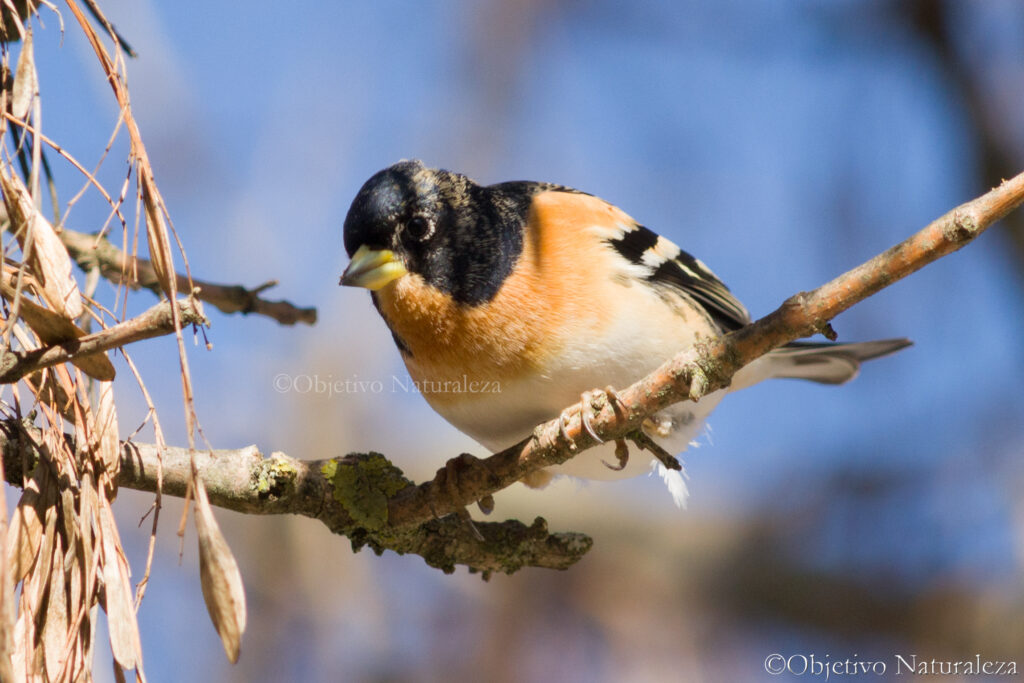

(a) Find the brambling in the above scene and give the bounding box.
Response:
[339,160,910,507]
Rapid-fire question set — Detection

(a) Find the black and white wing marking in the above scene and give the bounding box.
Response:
[606,224,751,331]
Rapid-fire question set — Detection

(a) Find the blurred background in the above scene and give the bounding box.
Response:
[16,0,1024,680]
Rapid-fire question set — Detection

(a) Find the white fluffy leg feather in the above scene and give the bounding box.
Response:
[653,461,690,509]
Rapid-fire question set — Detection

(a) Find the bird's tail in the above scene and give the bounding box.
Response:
[756,338,912,386]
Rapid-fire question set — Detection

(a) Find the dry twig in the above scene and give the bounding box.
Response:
[0,296,207,384]
[60,229,317,326]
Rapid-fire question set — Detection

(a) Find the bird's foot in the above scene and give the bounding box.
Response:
[431,452,497,540]
[559,386,623,450]
[603,385,624,415]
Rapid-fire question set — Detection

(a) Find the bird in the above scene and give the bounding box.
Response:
[339,160,910,507]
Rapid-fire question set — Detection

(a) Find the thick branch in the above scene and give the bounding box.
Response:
[0,422,591,575]
[0,297,207,383]
[60,229,317,326]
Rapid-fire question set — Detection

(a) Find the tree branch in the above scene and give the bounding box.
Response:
[60,229,318,326]
[899,0,1024,293]
[3,172,1022,575]
[0,422,592,576]
[0,297,208,383]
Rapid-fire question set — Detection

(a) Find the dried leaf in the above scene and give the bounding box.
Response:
[66,541,82,651]
[98,503,140,671]
[24,371,74,420]
[79,473,96,600]
[0,281,78,343]
[11,28,36,120]
[0,280,116,381]
[84,602,99,678]
[27,503,57,620]
[11,604,28,680]
[5,475,44,584]
[81,513,100,680]
[139,175,174,297]
[94,381,120,475]
[193,475,246,663]
[60,487,78,552]
[19,540,46,675]
[41,543,68,680]
[70,350,116,383]
[0,439,20,683]
[0,171,83,319]
[0,641,18,683]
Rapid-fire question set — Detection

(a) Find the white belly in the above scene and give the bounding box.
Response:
[412,295,731,482]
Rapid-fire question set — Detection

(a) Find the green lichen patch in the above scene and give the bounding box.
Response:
[252,455,297,499]
[321,453,412,531]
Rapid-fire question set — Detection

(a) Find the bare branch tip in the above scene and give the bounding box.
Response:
[251,280,278,295]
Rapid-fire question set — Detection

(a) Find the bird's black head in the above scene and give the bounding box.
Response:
[340,160,527,305]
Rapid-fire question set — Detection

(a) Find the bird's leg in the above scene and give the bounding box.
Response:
[628,429,682,471]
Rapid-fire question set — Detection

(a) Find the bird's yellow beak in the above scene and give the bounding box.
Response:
[339,245,408,290]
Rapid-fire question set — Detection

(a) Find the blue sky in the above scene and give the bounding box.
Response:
[16,1,1024,680]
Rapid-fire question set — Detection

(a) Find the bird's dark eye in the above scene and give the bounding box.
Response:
[405,215,433,241]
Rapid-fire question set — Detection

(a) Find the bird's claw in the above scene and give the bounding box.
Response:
[558,410,576,450]
[604,385,624,414]
[602,437,630,471]
[579,391,604,443]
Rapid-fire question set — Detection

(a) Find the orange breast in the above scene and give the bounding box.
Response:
[374,191,638,395]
